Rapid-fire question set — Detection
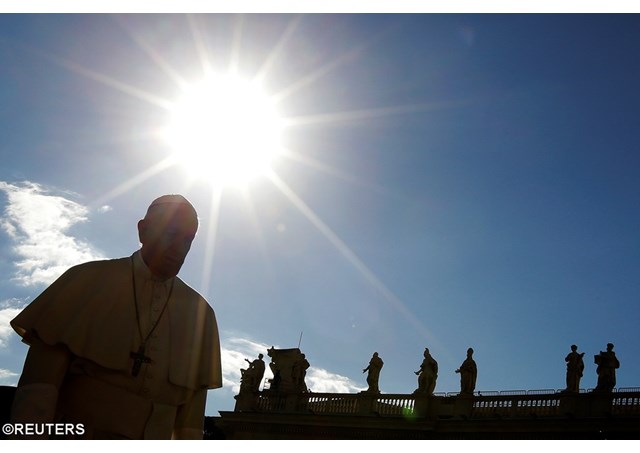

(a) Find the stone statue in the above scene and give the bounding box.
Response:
[269,370,282,392]
[265,346,308,393]
[239,353,266,393]
[292,353,310,392]
[594,343,620,392]
[414,347,438,395]
[564,345,585,393]
[362,352,384,394]
[455,348,477,395]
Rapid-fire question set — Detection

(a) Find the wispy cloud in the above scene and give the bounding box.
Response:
[0,301,23,383]
[0,308,21,348]
[221,337,274,394]
[306,368,366,393]
[0,181,105,286]
[220,335,364,395]
[0,368,19,385]
[0,299,25,348]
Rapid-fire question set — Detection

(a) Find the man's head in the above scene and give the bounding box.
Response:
[571,344,578,352]
[138,194,199,280]
[607,343,614,351]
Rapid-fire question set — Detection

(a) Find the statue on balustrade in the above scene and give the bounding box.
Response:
[594,343,620,392]
[239,353,266,394]
[265,346,309,393]
[414,347,438,395]
[455,348,477,395]
[292,353,310,392]
[564,344,585,393]
[362,352,384,394]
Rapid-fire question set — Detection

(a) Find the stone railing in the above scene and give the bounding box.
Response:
[236,387,640,420]
[471,392,562,418]
[612,387,640,416]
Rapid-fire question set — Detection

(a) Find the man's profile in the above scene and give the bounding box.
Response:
[9,194,222,439]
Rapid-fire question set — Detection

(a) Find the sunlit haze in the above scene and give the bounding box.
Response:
[163,74,284,188]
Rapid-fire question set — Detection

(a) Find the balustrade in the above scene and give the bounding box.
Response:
[238,387,640,420]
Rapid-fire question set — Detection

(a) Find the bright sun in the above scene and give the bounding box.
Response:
[163,74,284,188]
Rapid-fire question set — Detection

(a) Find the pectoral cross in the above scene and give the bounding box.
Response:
[130,345,152,377]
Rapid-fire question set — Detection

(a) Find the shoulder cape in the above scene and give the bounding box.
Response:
[11,256,222,391]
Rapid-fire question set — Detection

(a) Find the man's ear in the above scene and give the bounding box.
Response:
[137,219,146,244]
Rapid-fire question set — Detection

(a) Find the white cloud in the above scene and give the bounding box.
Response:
[0,368,19,385]
[221,337,274,394]
[0,301,22,384]
[220,335,364,395]
[306,368,366,393]
[0,301,24,348]
[0,181,105,286]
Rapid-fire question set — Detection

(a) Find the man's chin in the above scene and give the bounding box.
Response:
[164,265,182,279]
[151,263,182,280]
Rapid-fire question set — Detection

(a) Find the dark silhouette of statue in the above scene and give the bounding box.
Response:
[269,370,282,392]
[362,352,384,393]
[455,348,477,395]
[414,347,438,395]
[594,343,620,392]
[239,353,266,393]
[265,346,308,393]
[292,353,310,392]
[564,344,585,393]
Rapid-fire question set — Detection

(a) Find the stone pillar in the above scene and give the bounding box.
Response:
[357,392,377,415]
[413,394,432,417]
[454,393,474,418]
[284,392,300,413]
[589,391,613,417]
[234,392,258,412]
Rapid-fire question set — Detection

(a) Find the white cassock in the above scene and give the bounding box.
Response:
[10,251,222,439]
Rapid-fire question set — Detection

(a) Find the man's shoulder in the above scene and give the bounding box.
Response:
[174,277,213,310]
[69,256,130,271]
[56,258,129,282]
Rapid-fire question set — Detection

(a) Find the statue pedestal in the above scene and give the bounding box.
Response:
[234,392,258,412]
[413,394,438,418]
[558,391,579,416]
[453,393,474,418]
[356,392,378,415]
[589,391,613,417]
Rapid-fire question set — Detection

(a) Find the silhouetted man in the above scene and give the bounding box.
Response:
[10,194,222,439]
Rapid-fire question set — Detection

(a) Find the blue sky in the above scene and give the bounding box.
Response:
[1,12,640,417]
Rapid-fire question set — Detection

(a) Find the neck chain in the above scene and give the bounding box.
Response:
[129,255,175,377]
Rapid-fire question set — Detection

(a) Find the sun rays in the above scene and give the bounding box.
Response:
[33,14,444,346]
[266,170,439,345]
